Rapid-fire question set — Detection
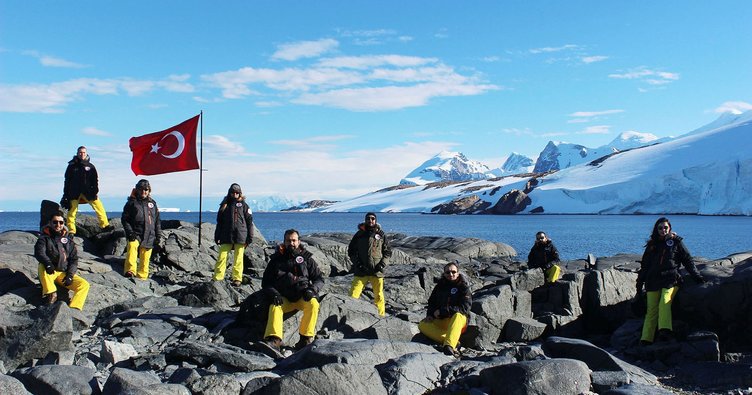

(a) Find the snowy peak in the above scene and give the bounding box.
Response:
[492,152,535,176]
[686,110,752,136]
[400,150,494,185]
[533,141,616,173]
[608,131,660,151]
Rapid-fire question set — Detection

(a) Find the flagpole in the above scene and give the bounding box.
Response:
[198,111,203,247]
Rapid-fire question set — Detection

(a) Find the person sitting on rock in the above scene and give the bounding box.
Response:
[213,183,253,287]
[262,229,324,351]
[348,212,391,316]
[60,146,112,236]
[637,217,705,345]
[121,179,162,280]
[527,231,562,283]
[34,212,90,310]
[419,262,472,357]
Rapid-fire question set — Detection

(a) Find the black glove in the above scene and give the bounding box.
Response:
[45,265,55,275]
[266,289,284,306]
[59,196,71,210]
[128,234,137,242]
[375,261,386,272]
[635,281,644,294]
[303,288,315,301]
[272,294,284,306]
[63,275,73,286]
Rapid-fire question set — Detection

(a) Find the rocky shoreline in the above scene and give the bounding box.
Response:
[1,214,751,394]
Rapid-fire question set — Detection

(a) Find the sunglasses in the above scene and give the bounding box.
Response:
[658,226,669,230]
[537,236,546,240]
[52,220,65,225]
[366,217,376,220]
[444,270,457,274]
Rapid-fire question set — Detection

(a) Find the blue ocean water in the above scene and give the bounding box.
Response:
[2,211,750,261]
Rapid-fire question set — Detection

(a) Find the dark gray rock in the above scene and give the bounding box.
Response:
[504,317,546,341]
[101,340,138,365]
[260,363,387,395]
[469,285,514,346]
[11,365,98,395]
[542,336,657,385]
[101,367,161,394]
[480,358,591,395]
[675,361,752,388]
[167,280,257,310]
[0,374,31,395]
[0,303,73,370]
[602,382,675,395]
[167,341,275,372]
[583,268,638,332]
[188,373,243,394]
[591,370,630,393]
[377,352,454,394]
[352,316,416,341]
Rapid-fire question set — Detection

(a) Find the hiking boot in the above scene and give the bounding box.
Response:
[658,329,675,343]
[442,344,458,357]
[231,280,242,287]
[639,340,652,347]
[45,292,58,305]
[294,335,314,350]
[102,225,114,232]
[264,336,283,352]
[125,271,136,278]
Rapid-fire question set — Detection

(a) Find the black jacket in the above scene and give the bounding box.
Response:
[348,223,391,277]
[63,155,99,201]
[214,197,253,245]
[121,190,162,249]
[34,226,78,275]
[262,245,324,302]
[426,274,472,319]
[638,235,704,291]
[527,241,560,270]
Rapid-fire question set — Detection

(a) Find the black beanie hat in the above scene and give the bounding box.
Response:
[228,183,242,195]
[135,179,151,191]
[365,212,377,220]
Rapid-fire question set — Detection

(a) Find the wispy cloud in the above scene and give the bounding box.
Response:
[714,101,752,115]
[22,50,87,68]
[501,127,534,137]
[569,109,624,117]
[0,76,195,113]
[317,55,436,69]
[609,67,680,86]
[578,125,611,134]
[529,44,580,54]
[581,55,608,64]
[205,135,250,155]
[82,127,111,137]
[271,39,339,61]
[270,134,355,148]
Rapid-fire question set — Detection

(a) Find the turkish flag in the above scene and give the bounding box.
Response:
[129,114,200,176]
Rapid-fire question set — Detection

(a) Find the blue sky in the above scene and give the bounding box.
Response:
[1,1,751,211]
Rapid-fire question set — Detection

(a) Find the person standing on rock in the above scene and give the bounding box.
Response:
[34,212,90,310]
[637,217,705,345]
[348,212,391,316]
[213,183,253,287]
[262,229,324,351]
[60,146,112,236]
[419,262,472,357]
[121,179,162,280]
[527,231,562,283]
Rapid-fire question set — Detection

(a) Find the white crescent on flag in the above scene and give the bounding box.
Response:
[160,131,186,159]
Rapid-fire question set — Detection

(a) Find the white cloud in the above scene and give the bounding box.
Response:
[271,38,339,61]
[204,135,250,155]
[578,125,611,134]
[569,109,624,117]
[0,76,195,113]
[317,55,436,69]
[581,55,608,64]
[82,127,111,137]
[501,128,534,137]
[202,66,363,98]
[482,56,501,62]
[609,67,680,85]
[529,44,580,54]
[714,101,752,115]
[22,50,87,68]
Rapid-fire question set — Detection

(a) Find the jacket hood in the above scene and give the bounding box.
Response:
[42,224,68,237]
[437,272,468,287]
[68,155,90,165]
[128,188,153,201]
[358,223,382,232]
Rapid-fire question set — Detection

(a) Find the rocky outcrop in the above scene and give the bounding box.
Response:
[0,214,750,394]
[486,189,531,214]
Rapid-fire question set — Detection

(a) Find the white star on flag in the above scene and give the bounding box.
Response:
[150,143,161,153]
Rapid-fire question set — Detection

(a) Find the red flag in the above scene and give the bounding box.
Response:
[129,115,200,176]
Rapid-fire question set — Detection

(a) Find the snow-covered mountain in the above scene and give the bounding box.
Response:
[400,151,495,185]
[491,152,535,176]
[247,196,301,212]
[318,111,752,215]
[533,141,617,173]
[607,131,663,151]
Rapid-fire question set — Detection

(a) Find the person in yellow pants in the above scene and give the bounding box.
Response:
[60,146,112,235]
[213,183,254,287]
[34,213,90,310]
[261,229,324,352]
[637,217,705,345]
[527,231,562,283]
[122,180,162,279]
[348,212,391,316]
[419,262,472,357]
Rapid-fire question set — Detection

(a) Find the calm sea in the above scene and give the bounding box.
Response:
[2,211,750,261]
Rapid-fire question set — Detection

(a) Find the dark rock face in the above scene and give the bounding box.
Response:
[0,218,750,394]
[487,189,531,214]
[431,195,492,214]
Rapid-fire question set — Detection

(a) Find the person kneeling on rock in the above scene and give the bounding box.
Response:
[527,231,562,284]
[262,229,324,351]
[419,262,472,357]
[34,211,90,310]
